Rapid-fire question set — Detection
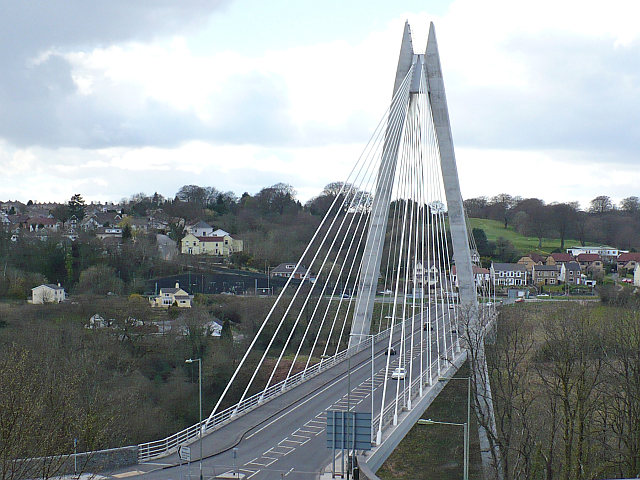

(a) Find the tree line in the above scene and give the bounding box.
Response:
[464,194,640,253]
[465,289,640,480]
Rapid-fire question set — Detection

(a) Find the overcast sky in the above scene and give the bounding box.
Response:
[1,0,638,208]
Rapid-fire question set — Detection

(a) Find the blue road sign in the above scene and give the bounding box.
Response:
[326,411,372,451]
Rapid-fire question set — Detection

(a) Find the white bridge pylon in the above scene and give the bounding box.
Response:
[202,20,478,447]
[136,23,492,473]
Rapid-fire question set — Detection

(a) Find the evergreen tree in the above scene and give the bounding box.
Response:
[68,194,86,220]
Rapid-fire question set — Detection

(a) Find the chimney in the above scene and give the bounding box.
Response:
[175,282,180,289]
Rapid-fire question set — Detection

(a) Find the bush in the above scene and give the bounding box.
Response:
[75,265,124,295]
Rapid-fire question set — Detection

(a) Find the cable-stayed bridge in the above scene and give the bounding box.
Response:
[118,22,499,480]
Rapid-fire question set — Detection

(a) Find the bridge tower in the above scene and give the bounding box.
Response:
[350,22,477,345]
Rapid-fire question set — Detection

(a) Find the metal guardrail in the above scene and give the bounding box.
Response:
[137,326,395,462]
[373,345,459,435]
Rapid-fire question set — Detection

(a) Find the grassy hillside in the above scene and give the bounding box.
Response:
[468,217,584,255]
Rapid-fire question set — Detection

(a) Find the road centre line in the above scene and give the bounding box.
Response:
[243,339,393,440]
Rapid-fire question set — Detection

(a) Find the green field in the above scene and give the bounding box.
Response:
[468,217,585,255]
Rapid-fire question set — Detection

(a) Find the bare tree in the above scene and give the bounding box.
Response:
[549,203,577,250]
[459,304,505,480]
[619,196,640,213]
[534,306,605,480]
[589,195,613,214]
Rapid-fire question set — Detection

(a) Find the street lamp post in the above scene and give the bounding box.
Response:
[185,358,203,480]
[439,376,471,480]
[418,418,468,480]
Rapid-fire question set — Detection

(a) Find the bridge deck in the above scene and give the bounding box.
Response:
[105,309,457,480]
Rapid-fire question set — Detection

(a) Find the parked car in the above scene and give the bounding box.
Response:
[515,297,525,303]
[391,367,407,379]
[385,347,397,356]
[423,322,433,331]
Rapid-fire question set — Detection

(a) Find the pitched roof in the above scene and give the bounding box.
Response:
[618,252,640,262]
[452,265,490,275]
[550,253,574,262]
[191,220,212,229]
[271,263,309,275]
[576,253,601,262]
[533,265,559,272]
[563,261,581,272]
[528,253,546,263]
[42,283,64,290]
[196,236,225,243]
[492,263,527,272]
[27,216,56,225]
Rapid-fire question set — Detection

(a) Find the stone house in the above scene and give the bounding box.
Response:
[517,253,546,273]
[558,262,582,285]
[532,265,559,286]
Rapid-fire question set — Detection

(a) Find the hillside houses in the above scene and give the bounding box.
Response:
[270,263,310,280]
[490,263,528,286]
[180,221,243,257]
[617,252,640,272]
[149,282,194,308]
[31,284,66,304]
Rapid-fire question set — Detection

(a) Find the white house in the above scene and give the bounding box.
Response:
[205,320,223,337]
[414,262,439,288]
[87,314,112,329]
[31,284,66,304]
[634,263,640,287]
[490,263,528,286]
[566,245,628,263]
[451,265,490,288]
[186,221,214,237]
[177,319,223,337]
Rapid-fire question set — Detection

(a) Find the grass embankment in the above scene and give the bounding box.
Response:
[468,218,586,255]
[377,362,483,480]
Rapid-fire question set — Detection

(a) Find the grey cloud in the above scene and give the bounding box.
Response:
[0,1,229,55]
[0,1,377,151]
[0,1,229,148]
[448,32,640,161]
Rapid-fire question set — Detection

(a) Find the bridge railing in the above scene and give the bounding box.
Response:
[373,344,459,435]
[138,325,395,462]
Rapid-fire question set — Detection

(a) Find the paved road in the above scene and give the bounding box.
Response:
[111,309,458,480]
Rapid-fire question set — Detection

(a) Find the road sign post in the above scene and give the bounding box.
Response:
[327,411,372,478]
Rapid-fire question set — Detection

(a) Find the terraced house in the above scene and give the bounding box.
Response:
[532,264,559,286]
[490,263,528,286]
